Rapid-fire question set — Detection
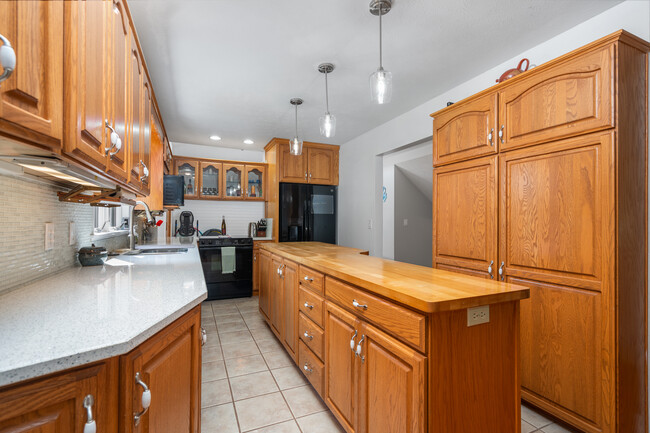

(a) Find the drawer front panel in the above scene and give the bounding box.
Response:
[299,340,324,396]
[299,266,324,295]
[299,312,324,361]
[325,277,426,352]
[299,286,325,328]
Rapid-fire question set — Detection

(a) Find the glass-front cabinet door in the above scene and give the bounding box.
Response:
[199,161,222,199]
[175,159,198,199]
[245,164,265,200]
[222,164,245,199]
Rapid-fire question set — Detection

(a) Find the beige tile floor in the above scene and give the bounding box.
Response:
[201,297,577,433]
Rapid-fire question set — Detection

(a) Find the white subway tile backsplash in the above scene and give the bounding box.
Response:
[170,200,265,237]
[0,174,127,294]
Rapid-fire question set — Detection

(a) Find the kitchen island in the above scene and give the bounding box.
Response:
[258,242,530,433]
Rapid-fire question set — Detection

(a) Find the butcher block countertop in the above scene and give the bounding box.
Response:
[260,242,529,313]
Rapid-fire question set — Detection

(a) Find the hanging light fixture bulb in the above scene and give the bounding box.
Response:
[369,0,393,104]
[289,98,304,155]
[318,63,336,138]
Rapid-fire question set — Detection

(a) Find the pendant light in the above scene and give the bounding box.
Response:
[289,98,304,155]
[318,63,336,138]
[369,0,392,104]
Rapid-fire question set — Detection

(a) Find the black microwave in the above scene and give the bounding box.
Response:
[163,175,184,207]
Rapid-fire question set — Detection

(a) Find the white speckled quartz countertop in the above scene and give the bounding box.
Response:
[0,237,207,387]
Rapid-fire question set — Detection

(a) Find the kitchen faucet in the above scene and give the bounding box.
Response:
[129,200,155,251]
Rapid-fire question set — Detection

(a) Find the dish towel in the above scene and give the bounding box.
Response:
[221,247,236,274]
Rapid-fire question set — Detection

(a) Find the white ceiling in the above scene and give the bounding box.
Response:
[128,0,620,150]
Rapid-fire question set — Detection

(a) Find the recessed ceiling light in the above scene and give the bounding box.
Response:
[243,139,254,145]
[209,135,221,141]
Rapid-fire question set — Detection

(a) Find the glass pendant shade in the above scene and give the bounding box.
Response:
[370,67,392,104]
[289,137,303,156]
[319,113,336,138]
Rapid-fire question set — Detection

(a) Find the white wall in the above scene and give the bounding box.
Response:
[172,141,265,162]
[394,167,432,267]
[338,0,650,256]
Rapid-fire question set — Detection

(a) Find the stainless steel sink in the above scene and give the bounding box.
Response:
[137,247,189,255]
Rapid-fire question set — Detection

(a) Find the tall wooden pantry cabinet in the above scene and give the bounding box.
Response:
[431,30,649,433]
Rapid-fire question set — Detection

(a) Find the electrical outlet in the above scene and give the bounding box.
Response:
[367,219,373,229]
[69,222,76,245]
[467,305,490,327]
[403,218,408,226]
[45,223,55,251]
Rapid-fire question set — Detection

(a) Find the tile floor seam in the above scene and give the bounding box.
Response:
[216,309,243,433]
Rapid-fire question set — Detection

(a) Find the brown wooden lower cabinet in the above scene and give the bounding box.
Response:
[0,306,201,433]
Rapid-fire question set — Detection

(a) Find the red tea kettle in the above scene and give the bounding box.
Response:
[496,58,530,83]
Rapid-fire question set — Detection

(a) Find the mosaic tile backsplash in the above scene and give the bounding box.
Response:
[0,174,127,294]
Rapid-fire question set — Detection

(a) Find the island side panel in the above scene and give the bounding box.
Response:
[429,300,520,433]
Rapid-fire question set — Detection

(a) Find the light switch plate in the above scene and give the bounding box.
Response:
[403,218,408,226]
[467,305,490,327]
[69,222,76,245]
[45,223,54,251]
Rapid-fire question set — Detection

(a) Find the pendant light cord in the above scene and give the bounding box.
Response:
[325,71,330,114]
[294,103,298,137]
[379,5,383,69]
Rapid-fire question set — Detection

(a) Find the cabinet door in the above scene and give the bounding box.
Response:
[282,259,298,359]
[357,322,426,433]
[280,143,308,183]
[432,155,498,278]
[127,38,143,191]
[223,163,245,199]
[120,307,201,433]
[63,0,109,170]
[433,92,498,166]
[325,302,359,433]
[140,80,152,195]
[252,246,260,295]
[175,159,198,199]
[199,161,222,199]
[270,255,283,336]
[259,251,271,319]
[498,45,614,151]
[308,147,338,185]
[245,164,265,200]
[0,361,117,433]
[105,0,129,183]
[139,112,163,210]
[0,1,63,149]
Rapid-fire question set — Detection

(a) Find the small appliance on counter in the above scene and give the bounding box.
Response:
[198,232,253,300]
[177,211,195,237]
[78,244,108,266]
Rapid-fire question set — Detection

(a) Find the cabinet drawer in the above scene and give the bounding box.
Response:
[299,312,324,361]
[299,286,324,328]
[326,277,426,352]
[299,266,324,295]
[298,340,324,396]
[498,44,614,151]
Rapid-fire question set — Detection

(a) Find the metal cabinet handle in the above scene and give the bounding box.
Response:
[488,128,494,146]
[303,363,313,374]
[140,160,149,182]
[201,327,207,346]
[356,335,366,363]
[83,395,97,433]
[303,331,314,341]
[304,172,308,180]
[134,372,151,426]
[349,330,357,352]
[488,260,494,279]
[303,302,314,310]
[498,262,505,281]
[352,299,368,310]
[303,276,314,282]
[0,34,16,86]
[499,125,505,144]
[254,255,257,262]
[309,172,312,179]
[104,120,122,156]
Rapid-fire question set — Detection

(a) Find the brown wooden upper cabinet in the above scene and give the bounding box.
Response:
[0,1,63,151]
[223,163,245,199]
[279,143,339,185]
[199,161,222,199]
[140,79,152,195]
[245,164,266,200]
[432,92,498,166]
[175,158,199,199]
[128,35,143,192]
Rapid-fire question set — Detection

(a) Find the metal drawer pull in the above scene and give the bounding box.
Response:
[83,395,97,433]
[140,160,149,182]
[134,372,151,426]
[488,128,494,146]
[498,262,505,281]
[303,331,314,341]
[356,335,366,363]
[201,327,207,346]
[352,299,368,310]
[0,34,16,86]
[487,260,494,279]
[104,120,122,156]
[303,363,313,374]
[303,302,314,310]
[303,276,314,282]
[499,125,505,143]
[350,330,357,352]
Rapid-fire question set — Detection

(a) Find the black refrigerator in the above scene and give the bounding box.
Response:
[279,183,336,244]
